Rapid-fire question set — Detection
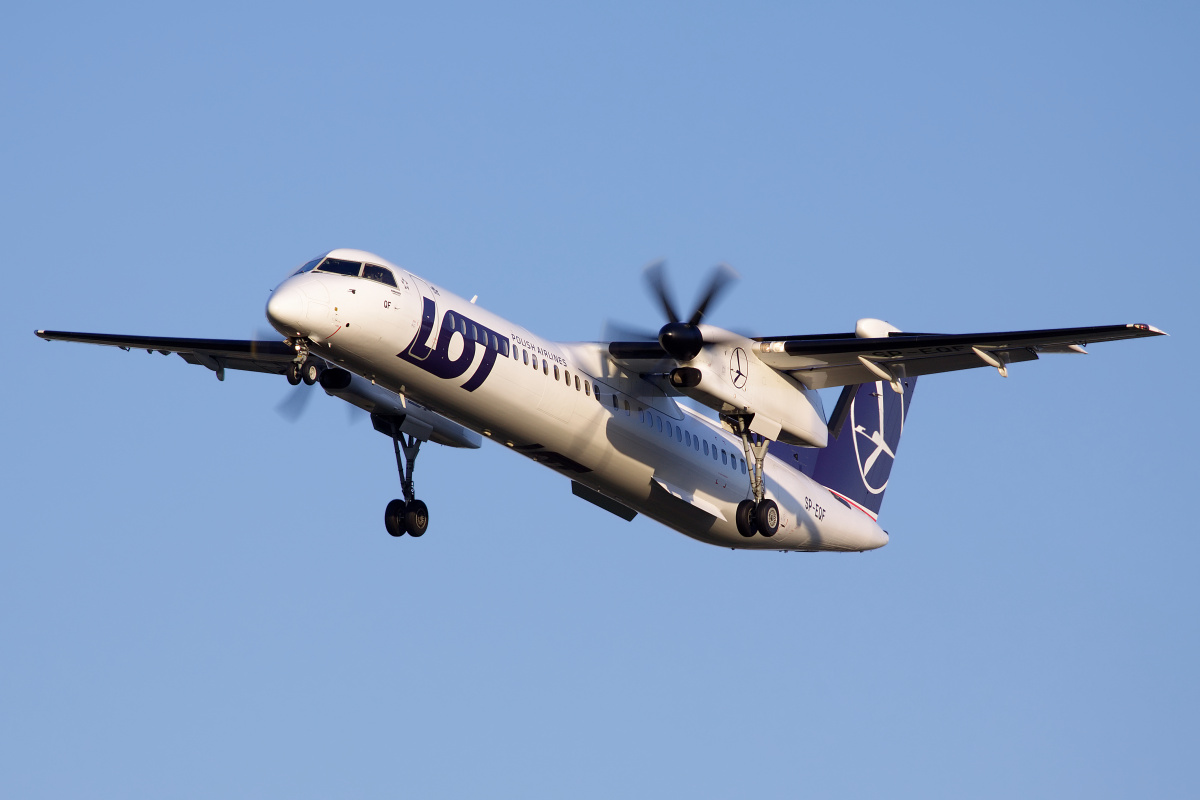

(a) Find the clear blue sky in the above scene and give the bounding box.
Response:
[4,2,1196,797]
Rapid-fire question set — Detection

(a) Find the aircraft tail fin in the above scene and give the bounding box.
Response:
[768,378,917,520]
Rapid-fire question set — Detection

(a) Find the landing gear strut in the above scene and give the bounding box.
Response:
[728,414,779,538]
[384,421,429,538]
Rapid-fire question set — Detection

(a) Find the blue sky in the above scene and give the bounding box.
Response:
[4,2,1196,797]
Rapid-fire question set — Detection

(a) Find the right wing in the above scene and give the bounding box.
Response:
[751,323,1166,389]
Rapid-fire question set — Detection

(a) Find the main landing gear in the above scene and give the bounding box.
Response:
[728,414,780,538]
[384,421,430,538]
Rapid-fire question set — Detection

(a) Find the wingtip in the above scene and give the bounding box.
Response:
[1131,323,1168,336]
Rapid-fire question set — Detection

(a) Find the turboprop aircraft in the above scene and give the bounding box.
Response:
[36,249,1166,551]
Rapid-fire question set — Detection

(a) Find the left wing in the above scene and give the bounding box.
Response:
[35,330,298,381]
[752,323,1166,389]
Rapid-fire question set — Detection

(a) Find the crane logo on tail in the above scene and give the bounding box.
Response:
[850,381,907,494]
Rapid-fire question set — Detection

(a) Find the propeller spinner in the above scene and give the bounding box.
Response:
[644,261,739,362]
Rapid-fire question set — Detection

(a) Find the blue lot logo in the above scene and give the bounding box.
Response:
[397,298,506,392]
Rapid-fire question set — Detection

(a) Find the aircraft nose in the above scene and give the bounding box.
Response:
[267,281,308,337]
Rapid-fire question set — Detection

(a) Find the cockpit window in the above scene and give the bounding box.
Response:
[315,258,362,277]
[362,264,397,287]
[294,256,323,275]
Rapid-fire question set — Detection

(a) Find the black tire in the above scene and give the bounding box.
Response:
[286,363,302,386]
[735,499,757,537]
[755,499,780,537]
[405,499,429,538]
[385,498,407,537]
[302,362,320,385]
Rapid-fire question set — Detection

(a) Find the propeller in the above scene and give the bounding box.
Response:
[276,383,316,422]
[644,260,739,362]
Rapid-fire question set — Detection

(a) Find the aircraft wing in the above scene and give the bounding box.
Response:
[752,323,1166,389]
[35,330,298,380]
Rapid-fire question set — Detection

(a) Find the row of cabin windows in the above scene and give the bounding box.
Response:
[443,311,509,357]
[638,409,748,474]
[513,346,593,397]
[503,340,743,472]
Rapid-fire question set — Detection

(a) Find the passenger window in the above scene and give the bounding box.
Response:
[741,459,747,474]
[314,257,361,276]
[657,417,662,433]
[676,427,682,443]
[639,410,645,423]
[553,365,560,380]
[721,450,728,465]
[522,350,528,365]
[584,381,590,396]
[703,440,709,455]
[685,430,691,447]
[574,375,580,391]
[713,445,718,461]
[694,438,700,451]
[543,359,549,375]
[362,264,397,286]
[624,400,630,415]
[611,394,618,409]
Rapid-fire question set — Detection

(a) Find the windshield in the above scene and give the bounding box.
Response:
[292,256,324,276]
[362,264,397,287]
[315,258,362,277]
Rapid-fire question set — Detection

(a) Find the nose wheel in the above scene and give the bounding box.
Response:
[384,421,430,538]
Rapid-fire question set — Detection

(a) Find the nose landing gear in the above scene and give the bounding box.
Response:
[384,421,430,538]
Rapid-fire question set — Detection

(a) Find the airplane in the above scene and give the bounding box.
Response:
[35,249,1166,552]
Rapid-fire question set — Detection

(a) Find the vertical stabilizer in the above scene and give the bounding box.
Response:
[769,378,916,520]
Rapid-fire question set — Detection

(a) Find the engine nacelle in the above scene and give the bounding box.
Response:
[670,328,828,447]
[319,367,481,449]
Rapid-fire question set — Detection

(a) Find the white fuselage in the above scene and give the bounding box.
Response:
[267,258,888,552]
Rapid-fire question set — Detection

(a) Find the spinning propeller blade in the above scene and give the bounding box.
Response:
[276,384,315,422]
